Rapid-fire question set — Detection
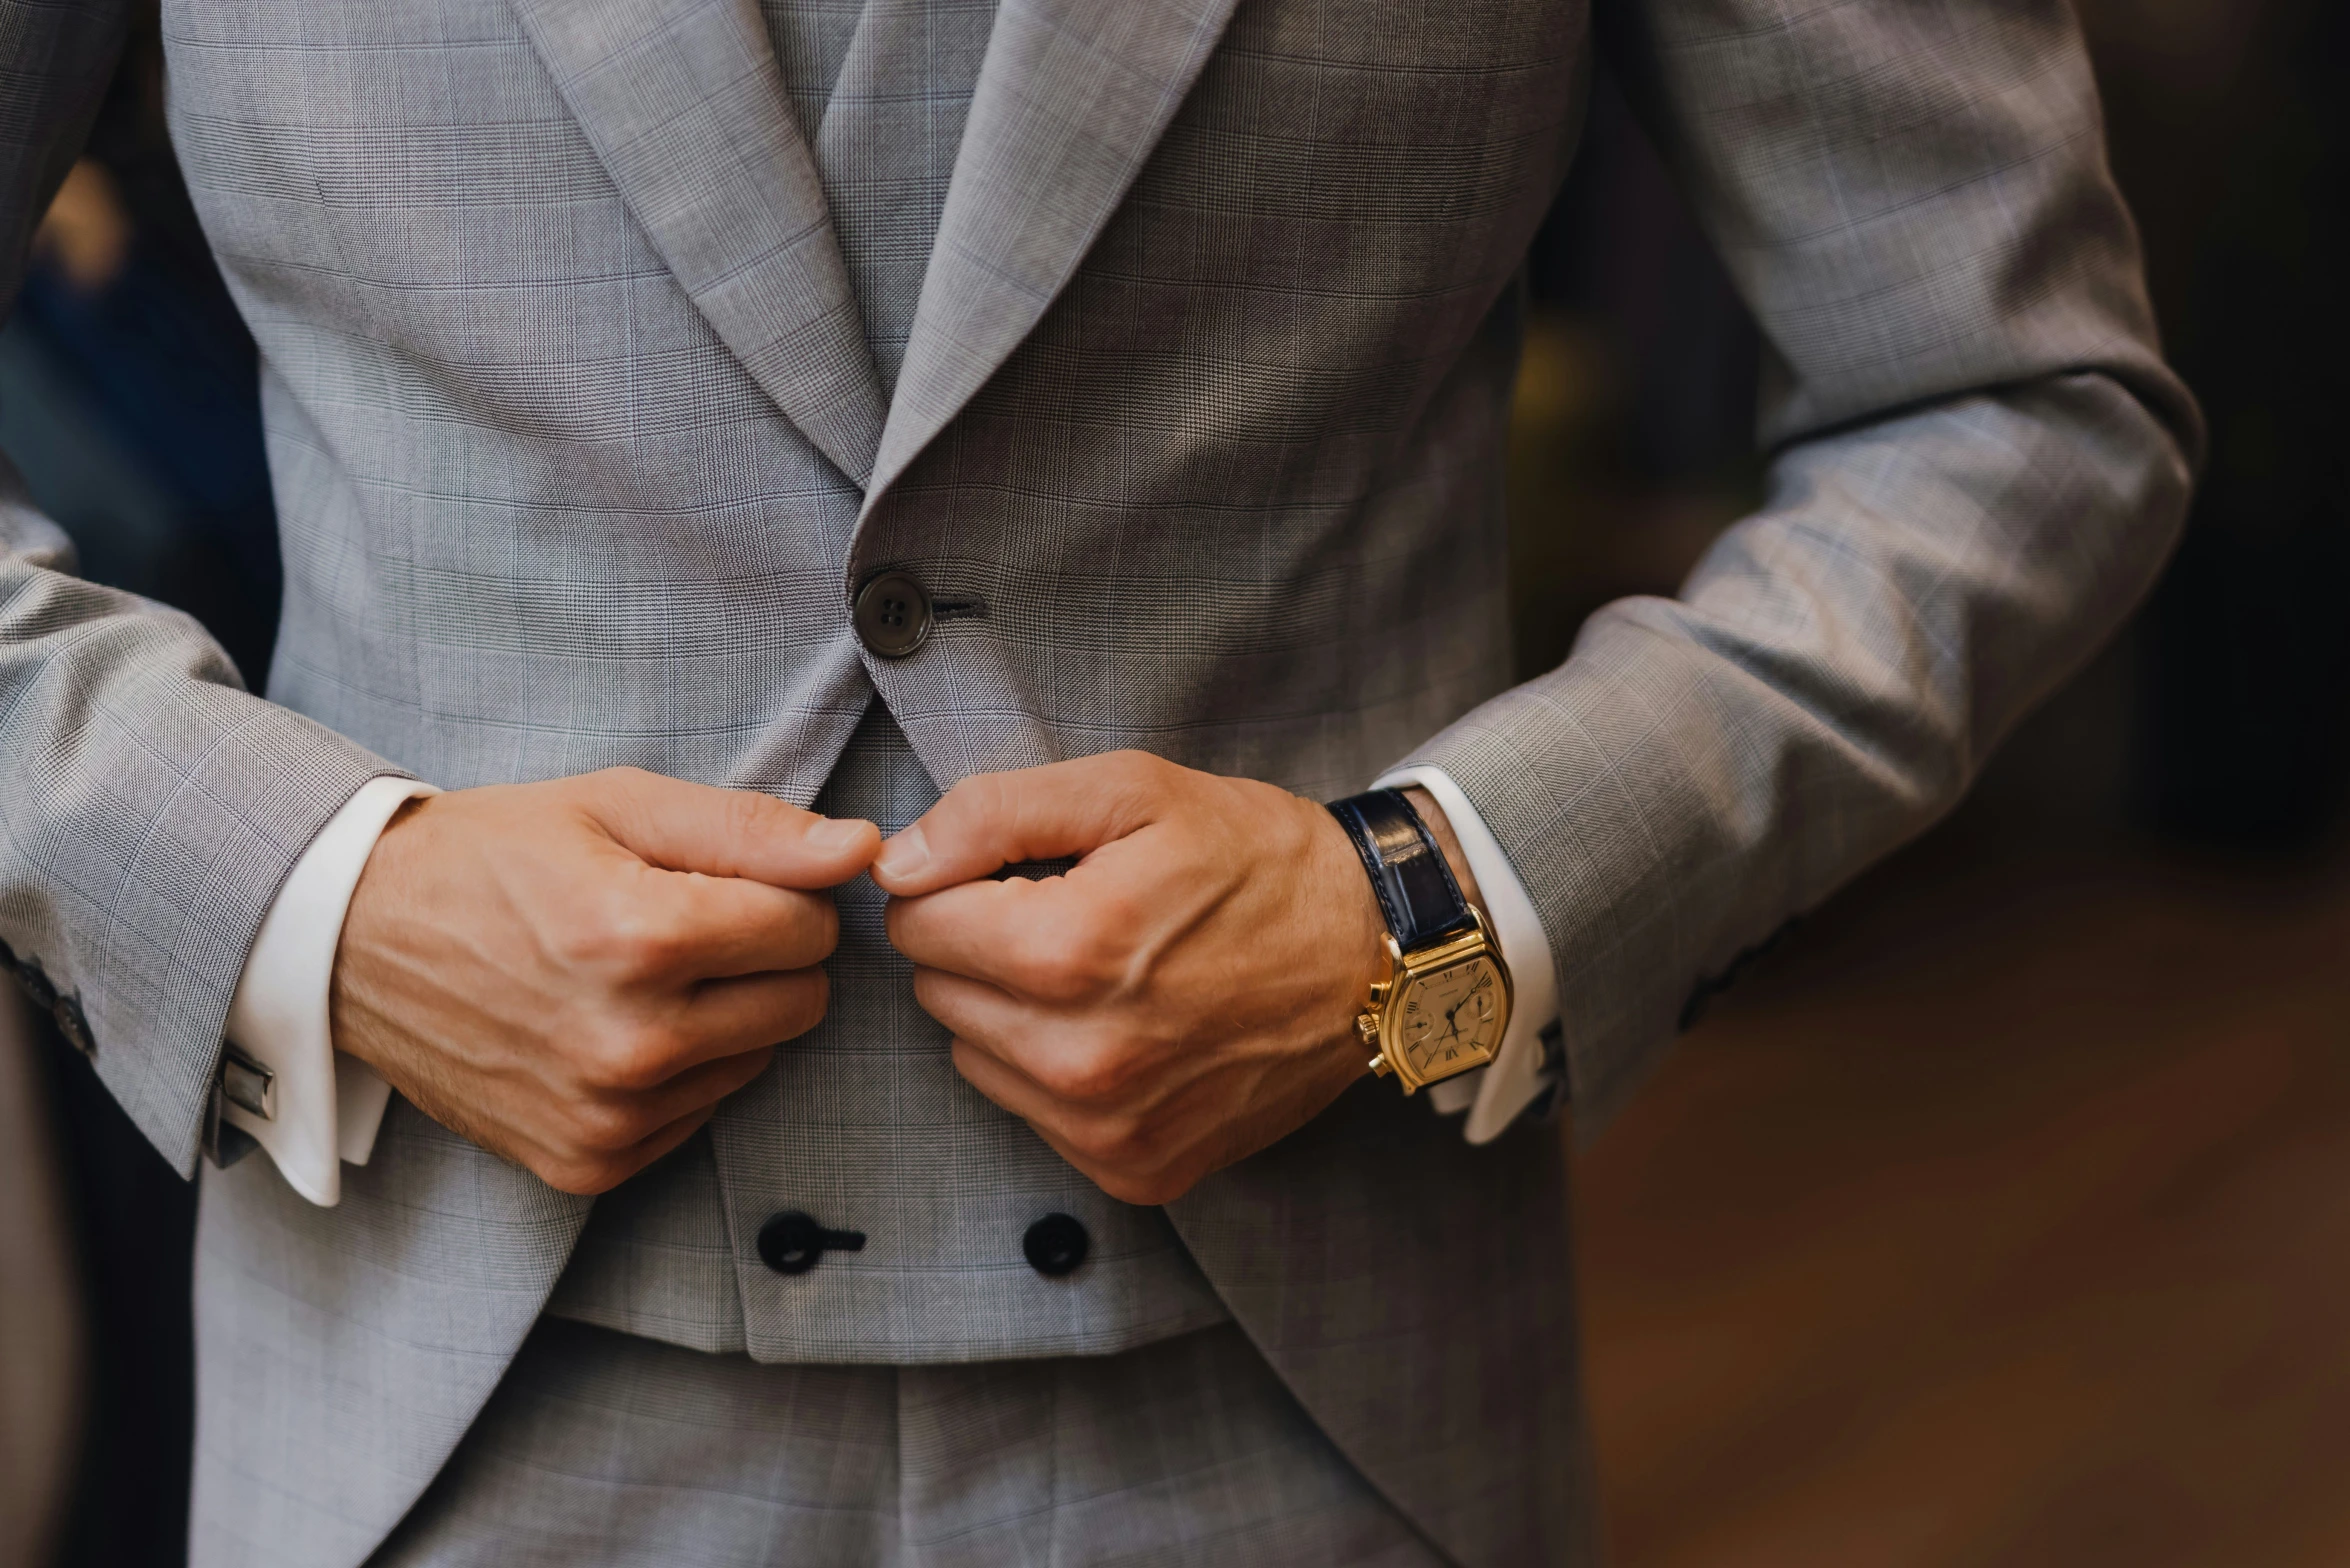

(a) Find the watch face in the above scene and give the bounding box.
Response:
[1394,956,1506,1082]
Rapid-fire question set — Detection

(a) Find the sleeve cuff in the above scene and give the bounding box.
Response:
[1374,765,1563,1144]
[222,775,438,1205]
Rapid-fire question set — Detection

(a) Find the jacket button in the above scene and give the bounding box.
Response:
[1023,1212,1090,1278]
[757,1210,866,1276]
[853,569,932,658]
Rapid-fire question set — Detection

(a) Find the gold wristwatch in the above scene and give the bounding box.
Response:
[1327,789,1512,1094]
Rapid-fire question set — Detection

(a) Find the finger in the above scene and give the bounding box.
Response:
[946,1038,1155,1200]
[947,1033,1062,1128]
[912,968,1141,1110]
[585,767,880,889]
[624,865,841,981]
[617,1103,725,1183]
[585,971,826,1092]
[675,968,831,1062]
[538,1099,730,1197]
[872,751,1175,896]
[908,966,1036,1060]
[628,1042,777,1126]
[885,873,1087,992]
[528,1043,775,1192]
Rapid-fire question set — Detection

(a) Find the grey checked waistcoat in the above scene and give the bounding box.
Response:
[542,0,1231,1361]
[546,704,1232,1358]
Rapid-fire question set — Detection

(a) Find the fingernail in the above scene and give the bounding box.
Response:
[876,824,930,882]
[810,817,873,854]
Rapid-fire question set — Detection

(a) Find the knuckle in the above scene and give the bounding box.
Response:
[1037,1044,1137,1107]
[1100,749,1172,803]
[583,1020,680,1091]
[614,905,694,980]
[565,1093,647,1154]
[1139,1172,1195,1205]
[1098,1170,1178,1206]
[1102,749,1159,784]
[546,907,613,971]
[576,766,659,824]
[1015,950,1091,1005]
[580,764,653,798]
[1074,905,1142,985]
[722,785,790,848]
[560,890,686,982]
[1082,1143,1184,1206]
[1012,918,1121,1004]
[536,1152,624,1196]
[939,771,1000,827]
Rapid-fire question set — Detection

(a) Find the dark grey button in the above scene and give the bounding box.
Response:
[757,1210,866,1276]
[853,569,932,658]
[1022,1212,1090,1278]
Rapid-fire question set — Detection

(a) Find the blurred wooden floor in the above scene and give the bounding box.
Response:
[1573,826,2350,1567]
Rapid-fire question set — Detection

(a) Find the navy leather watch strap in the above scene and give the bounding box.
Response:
[1327,789,1476,953]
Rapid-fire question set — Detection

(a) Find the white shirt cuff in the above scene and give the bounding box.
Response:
[222,775,438,1205]
[1373,766,1562,1144]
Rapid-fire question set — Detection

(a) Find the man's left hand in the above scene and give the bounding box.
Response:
[874,753,1457,1204]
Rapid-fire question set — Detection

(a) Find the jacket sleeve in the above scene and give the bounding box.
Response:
[1399,0,2203,1139]
[1,0,402,1176]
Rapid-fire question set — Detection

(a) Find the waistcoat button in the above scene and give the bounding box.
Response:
[853,570,933,658]
[758,1210,866,1276]
[1022,1213,1090,1278]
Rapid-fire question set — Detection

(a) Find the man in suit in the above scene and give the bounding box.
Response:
[0,0,2197,1560]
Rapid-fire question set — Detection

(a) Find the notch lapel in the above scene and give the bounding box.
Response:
[511,0,887,486]
[862,0,1243,507]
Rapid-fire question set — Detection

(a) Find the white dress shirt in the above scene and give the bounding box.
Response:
[227,769,1559,1204]
[221,776,438,1204]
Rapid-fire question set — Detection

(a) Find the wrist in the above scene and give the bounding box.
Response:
[328,792,434,1079]
[1324,786,1511,1094]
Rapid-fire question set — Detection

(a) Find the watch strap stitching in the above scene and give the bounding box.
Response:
[1330,794,1410,941]
[1326,789,1475,952]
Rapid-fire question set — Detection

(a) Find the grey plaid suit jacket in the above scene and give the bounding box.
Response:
[1,0,2196,1561]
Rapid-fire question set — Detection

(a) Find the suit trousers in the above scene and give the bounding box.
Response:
[365,1317,1444,1567]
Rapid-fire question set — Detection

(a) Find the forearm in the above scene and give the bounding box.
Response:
[1391,0,2205,1140]
[1409,373,2193,1137]
[0,502,406,1172]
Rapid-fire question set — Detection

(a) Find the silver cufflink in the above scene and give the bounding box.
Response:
[221,1043,277,1122]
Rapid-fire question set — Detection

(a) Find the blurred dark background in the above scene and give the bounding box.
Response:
[1,0,2343,1564]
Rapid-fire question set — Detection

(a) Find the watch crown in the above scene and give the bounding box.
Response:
[1367,1053,1391,1079]
[1354,1011,1380,1046]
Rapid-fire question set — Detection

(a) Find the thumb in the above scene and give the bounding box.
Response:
[872,751,1172,896]
[582,767,880,889]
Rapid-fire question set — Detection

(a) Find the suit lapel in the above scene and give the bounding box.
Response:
[862,0,1243,507]
[511,0,887,486]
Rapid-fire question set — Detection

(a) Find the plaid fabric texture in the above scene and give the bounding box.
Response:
[370,1318,1441,1567]
[540,0,1230,1369]
[0,0,2195,1561]
[545,702,1235,1362]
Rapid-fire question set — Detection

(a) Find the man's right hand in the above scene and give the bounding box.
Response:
[331,768,879,1195]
